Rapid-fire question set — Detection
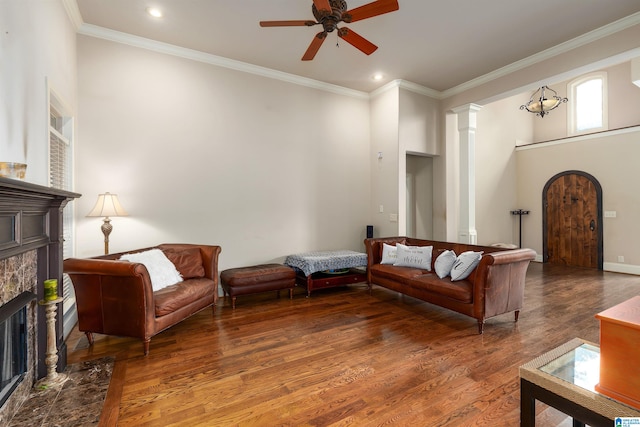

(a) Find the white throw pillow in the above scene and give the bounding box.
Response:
[380,243,398,265]
[393,244,433,270]
[120,249,183,291]
[434,250,457,279]
[450,251,483,281]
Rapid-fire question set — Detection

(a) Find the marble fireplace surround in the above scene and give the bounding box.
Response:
[0,177,79,424]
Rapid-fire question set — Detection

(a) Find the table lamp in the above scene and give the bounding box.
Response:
[87,192,128,254]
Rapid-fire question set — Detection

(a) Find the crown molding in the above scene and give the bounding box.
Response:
[369,80,400,98]
[441,12,640,99]
[369,79,441,99]
[70,5,640,102]
[77,24,370,100]
[62,0,83,31]
[397,80,441,99]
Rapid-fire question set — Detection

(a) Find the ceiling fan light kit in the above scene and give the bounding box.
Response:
[260,0,399,61]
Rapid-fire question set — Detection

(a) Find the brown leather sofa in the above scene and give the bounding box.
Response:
[364,237,536,333]
[64,243,221,355]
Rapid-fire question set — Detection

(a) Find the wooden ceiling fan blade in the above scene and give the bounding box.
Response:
[260,20,316,27]
[338,28,378,55]
[302,32,327,61]
[312,0,333,14]
[345,0,399,22]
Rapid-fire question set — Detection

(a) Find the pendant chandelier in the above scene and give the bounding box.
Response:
[520,85,568,118]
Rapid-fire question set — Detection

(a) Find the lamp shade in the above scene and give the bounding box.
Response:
[87,192,128,217]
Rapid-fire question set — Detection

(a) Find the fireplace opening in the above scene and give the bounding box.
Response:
[0,292,35,409]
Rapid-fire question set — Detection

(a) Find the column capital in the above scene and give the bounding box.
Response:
[451,103,483,115]
[452,103,482,131]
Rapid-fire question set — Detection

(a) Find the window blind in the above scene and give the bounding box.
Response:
[49,127,75,316]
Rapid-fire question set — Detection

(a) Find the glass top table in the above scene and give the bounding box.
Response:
[520,338,640,427]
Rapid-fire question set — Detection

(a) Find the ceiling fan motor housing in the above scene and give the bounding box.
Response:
[312,0,350,32]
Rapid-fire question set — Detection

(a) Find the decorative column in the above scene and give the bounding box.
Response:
[452,104,482,244]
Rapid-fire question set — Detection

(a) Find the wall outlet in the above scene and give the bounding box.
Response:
[389,213,398,222]
[618,256,625,263]
[379,204,384,213]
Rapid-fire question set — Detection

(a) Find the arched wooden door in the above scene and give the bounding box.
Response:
[543,171,603,269]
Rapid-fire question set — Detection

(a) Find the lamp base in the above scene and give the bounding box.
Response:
[101,217,112,255]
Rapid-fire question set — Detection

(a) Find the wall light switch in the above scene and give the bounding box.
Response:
[389,214,398,222]
[604,211,617,218]
[379,205,384,213]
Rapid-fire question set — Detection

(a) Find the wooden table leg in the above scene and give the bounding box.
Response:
[520,378,536,427]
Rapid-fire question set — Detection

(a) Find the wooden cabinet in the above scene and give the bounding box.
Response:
[296,268,367,296]
[595,296,640,409]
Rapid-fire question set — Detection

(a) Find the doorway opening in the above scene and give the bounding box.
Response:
[406,154,433,238]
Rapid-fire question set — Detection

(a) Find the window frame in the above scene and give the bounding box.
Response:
[567,72,608,136]
[47,81,77,339]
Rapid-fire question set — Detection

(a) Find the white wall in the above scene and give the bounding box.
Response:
[517,128,640,272]
[475,94,533,246]
[439,22,640,263]
[0,1,77,185]
[75,36,372,269]
[369,87,400,238]
[399,88,439,155]
[532,61,640,142]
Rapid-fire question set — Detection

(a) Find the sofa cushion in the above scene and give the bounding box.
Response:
[370,264,425,281]
[378,238,407,261]
[450,251,483,281]
[434,250,457,278]
[154,277,214,316]
[380,243,398,265]
[162,247,205,279]
[120,249,183,291]
[408,274,473,303]
[393,244,433,270]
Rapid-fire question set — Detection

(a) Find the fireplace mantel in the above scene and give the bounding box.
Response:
[0,176,80,378]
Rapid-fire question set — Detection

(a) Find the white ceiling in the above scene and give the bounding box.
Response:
[74,0,640,94]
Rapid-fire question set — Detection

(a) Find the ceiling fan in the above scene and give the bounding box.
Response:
[260,0,399,61]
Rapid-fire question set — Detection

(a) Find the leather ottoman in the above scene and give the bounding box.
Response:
[220,264,296,309]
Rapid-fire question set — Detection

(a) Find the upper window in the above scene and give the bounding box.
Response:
[568,72,608,135]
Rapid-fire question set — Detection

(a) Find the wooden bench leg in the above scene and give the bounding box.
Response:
[85,331,94,345]
[515,310,520,322]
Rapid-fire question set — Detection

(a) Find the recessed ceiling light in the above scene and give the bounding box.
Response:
[372,73,384,81]
[146,7,163,18]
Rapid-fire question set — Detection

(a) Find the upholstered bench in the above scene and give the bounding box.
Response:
[220,264,296,309]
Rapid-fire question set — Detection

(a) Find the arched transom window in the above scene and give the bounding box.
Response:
[568,72,608,135]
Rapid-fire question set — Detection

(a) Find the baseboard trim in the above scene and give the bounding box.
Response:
[603,262,640,275]
[531,258,639,275]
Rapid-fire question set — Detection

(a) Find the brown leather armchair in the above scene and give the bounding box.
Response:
[64,243,221,355]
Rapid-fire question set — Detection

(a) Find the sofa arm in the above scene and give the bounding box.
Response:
[473,248,536,319]
[482,248,537,266]
[63,258,155,338]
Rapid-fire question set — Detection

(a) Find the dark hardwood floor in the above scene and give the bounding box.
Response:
[66,262,640,426]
